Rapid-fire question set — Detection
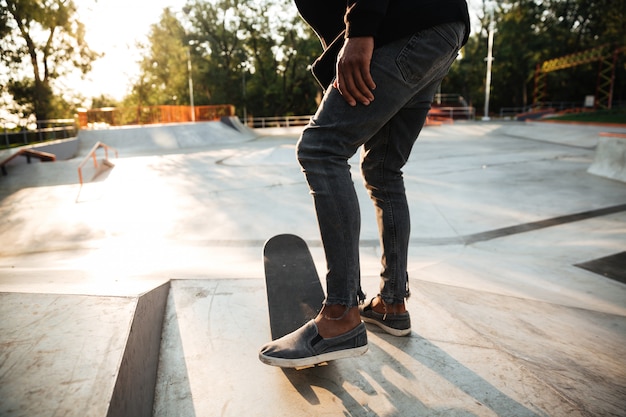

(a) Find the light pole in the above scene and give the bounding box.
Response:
[483,6,495,121]
[241,62,248,125]
[187,45,195,122]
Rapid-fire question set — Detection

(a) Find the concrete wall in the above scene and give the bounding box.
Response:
[33,137,80,160]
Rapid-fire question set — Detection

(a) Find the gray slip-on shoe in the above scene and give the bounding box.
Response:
[359,298,411,336]
[259,320,368,368]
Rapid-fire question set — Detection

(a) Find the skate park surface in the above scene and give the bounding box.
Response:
[0,118,625,417]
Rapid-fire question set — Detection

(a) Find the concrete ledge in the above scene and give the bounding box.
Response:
[0,282,170,417]
[107,282,170,417]
[588,132,626,182]
[0,293,136,416]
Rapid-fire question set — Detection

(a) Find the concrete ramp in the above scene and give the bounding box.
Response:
[219,143,296,166]
[0,282,169,417]
[77,120,257,156]
[498,121,605,148]
[220,115,257,137]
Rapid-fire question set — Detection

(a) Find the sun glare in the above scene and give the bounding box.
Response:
[71,0,181,103]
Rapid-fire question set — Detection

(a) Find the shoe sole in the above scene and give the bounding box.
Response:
[258,345,368,368]
[361,316,411,337]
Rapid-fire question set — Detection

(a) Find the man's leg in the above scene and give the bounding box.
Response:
[298,22,465,312]
[360,104,431,305]
[259,22,466,366]
[295,77,424,340]
[295,94,433,339]
[296,82,422,333]
[358,21,467,335]
[357,98,432,337]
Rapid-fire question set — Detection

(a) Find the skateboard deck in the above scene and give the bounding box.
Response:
[263,234,325,340]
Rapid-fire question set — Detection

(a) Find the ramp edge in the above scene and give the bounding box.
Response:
[106,281,171,417]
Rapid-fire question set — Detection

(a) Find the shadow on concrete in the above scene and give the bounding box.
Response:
[280,333,543,417]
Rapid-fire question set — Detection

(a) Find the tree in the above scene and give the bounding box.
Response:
[128,8,189,107]
[185,0,321,117]
[130,0,322,118]
[0,0,99,121]
[90,94,119,109]
[241,0,321,116]
[445,0,625,114]
[184,0,248,107]
[129,0,624,118]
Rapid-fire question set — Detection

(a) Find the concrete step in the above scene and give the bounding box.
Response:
[0,282,169,417]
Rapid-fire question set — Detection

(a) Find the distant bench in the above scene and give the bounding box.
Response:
[1,148,56,176]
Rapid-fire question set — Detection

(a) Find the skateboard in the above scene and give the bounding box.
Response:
[263,234,325,340]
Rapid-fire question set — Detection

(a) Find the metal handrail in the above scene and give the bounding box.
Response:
[246,115,312,128]
[430,106,476,120]
[77,141,118,186]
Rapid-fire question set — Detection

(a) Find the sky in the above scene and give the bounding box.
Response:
[71,0,183,102]
[70,0,486,105]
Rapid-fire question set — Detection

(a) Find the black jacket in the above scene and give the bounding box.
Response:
[295,0,470,87]
[295,0,470,49]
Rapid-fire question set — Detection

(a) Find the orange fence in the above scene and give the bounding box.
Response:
[77,105,235,128]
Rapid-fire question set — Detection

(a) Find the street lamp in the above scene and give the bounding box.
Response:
[187,43,195,122]
[483,5,495,121]
[240,62,248,125]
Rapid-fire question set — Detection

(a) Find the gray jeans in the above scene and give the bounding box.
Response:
[297,22,466,307]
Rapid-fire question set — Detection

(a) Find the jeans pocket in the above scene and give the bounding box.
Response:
[395,22,464,85]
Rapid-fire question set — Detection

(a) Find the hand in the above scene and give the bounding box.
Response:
[334,36,376,106]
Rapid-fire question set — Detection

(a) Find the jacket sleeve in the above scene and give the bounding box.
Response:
[344,0,390,38]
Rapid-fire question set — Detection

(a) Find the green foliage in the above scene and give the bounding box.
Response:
[128,0,322,118]
[0,0,99,121]
[128,8,190,106]
[90,94,119,109]
[548,108,626,123]
[3,0,624,122]
[444,0,626,114]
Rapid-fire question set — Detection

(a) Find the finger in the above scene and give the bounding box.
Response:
[361,66,376,91]
[353,67,375,103]
[336,67,358,106]
[345,66,373,106]
[337,58,367,102]
[342,52,375,104]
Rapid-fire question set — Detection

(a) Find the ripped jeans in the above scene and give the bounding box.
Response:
[297,22,466,307]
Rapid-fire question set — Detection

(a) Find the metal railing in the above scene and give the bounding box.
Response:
[500,102,590,118]
[245,115,312,128]
[499,106,533,118]
[429,106,476,120]
[1,148,56,176]
[1,119,77,150]
[77,141,118,186]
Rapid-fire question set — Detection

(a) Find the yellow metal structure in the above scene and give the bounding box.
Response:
[533,45,624,109]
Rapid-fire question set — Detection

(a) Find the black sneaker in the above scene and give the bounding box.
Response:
[359,297,411,336]
[259,320,368,368]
